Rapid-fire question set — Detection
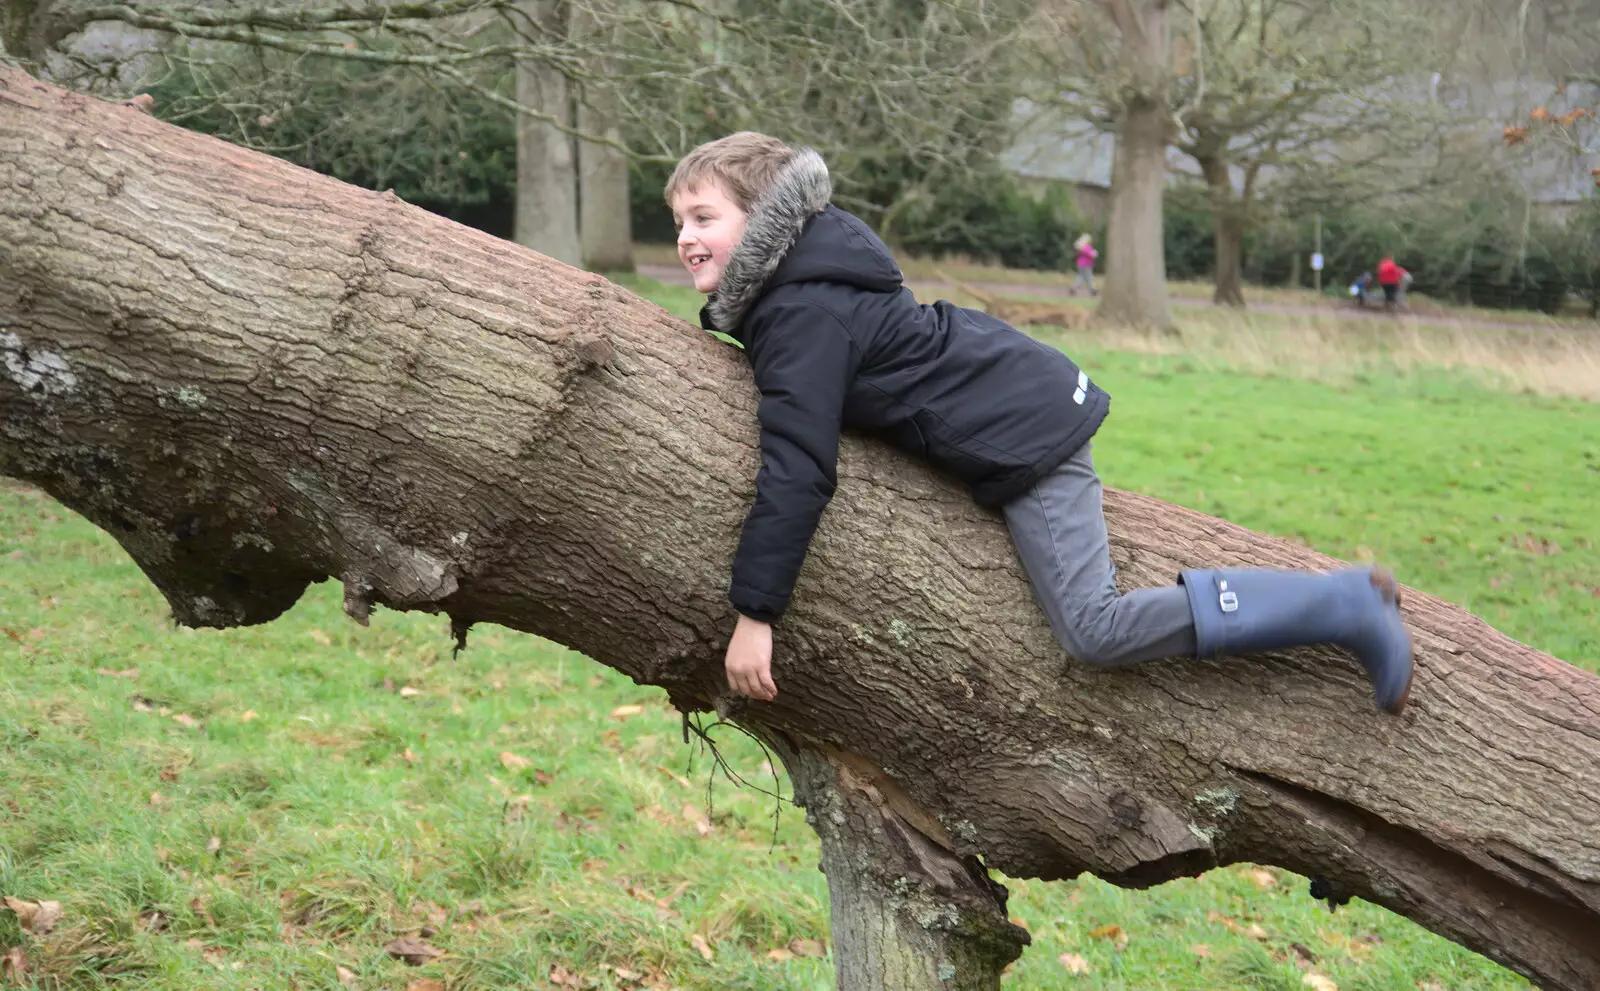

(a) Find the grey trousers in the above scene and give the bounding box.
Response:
[1002,442,1197,666]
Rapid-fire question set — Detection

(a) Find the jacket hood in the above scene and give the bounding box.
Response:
[705,148,901,333]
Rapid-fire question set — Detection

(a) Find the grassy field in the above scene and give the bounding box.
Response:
[630,242,1600,328]
[3,274,1597,991]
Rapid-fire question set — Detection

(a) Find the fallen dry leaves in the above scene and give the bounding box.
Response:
[414,901,450,928]
[1058,951,1091,975]
[335,965,358,988]
[788,937,825,958]
[1087,923,1129,950]
[656,765,693,789]
[1317,927,1379,961]
[688,933,715,961]
[1,946,27,984]
[2,896,63,935]
[681,802,714,837]
[405,980,446,991]
[1208,909,1268,940]
[610,703,645,720]
[384,937,444,965]
[492,751,552,785]
[1303,974,1338,991]
[184,898,213,931]
[498,751,533,771]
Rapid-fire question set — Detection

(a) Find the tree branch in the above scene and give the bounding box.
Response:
[4,76,1600,990]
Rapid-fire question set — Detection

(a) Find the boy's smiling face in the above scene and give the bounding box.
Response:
[670,181,748,294]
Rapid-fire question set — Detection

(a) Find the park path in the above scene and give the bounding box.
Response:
[635,263,1584,335]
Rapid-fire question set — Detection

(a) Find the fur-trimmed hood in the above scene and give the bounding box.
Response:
[703,148,901,334]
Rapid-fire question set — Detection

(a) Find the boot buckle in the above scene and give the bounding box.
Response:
[1218,580,1239,613]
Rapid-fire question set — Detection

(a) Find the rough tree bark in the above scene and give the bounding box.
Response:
[514,0,580,265]
[1099,0,1176,330]
[4,70,1600,990]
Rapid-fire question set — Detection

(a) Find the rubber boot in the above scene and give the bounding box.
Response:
[1180,567,1415,714]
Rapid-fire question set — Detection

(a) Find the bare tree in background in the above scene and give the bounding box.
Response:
[1031,0,1473,314]
[1032,0,1178,329]
[1,0,1031,272]
[1168,0,1453,307]
[514,0,581,263]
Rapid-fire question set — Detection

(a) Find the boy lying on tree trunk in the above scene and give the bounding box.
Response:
[667,132,1414,714]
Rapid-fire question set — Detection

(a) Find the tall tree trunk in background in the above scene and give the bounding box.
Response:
[577,95,632,273]
[6,70,1600,991]
[0,2,23,61]
[1197,154,1246,307]
[574,2,632,273]
[1210,209,1245,307]
[0,0,50,64]
[514,0,580,266]
[1098,0,1175,330]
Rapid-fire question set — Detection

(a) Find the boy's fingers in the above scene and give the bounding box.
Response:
[759,670,778,700]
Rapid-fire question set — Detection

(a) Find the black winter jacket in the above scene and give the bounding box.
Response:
[702,149,1110,623]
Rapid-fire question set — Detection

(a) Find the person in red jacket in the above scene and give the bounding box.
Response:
[1376,256,1409,310]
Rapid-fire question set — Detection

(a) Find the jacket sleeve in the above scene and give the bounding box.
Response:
[730,301,859,622]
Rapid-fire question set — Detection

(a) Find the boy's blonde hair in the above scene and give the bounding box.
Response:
[665,132,795,212]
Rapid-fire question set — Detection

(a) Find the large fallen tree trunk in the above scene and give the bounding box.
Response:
[3,68,1598,990]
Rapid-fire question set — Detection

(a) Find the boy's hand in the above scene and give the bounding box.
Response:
[725,614,777,701]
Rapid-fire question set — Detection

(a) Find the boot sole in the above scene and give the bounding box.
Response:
[1370,569,1414,715]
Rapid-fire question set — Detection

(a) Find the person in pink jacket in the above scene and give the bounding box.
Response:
[1071,233,1099,296]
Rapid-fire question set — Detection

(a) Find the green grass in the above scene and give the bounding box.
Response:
[4,275,1595,990]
